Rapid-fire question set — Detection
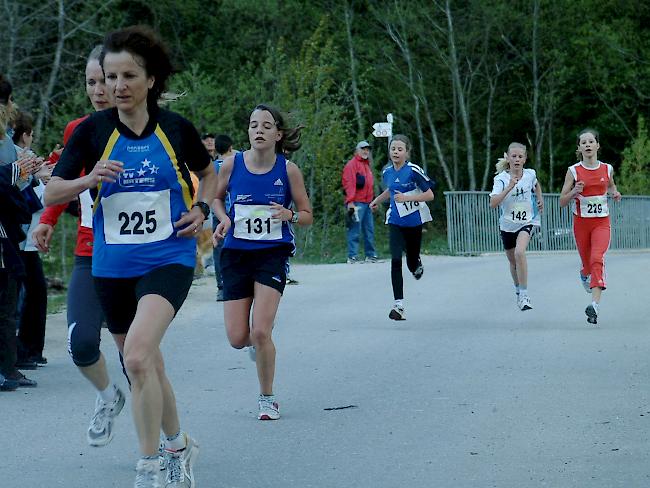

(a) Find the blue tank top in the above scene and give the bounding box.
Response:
[92,126,196,277]
[223,151,295,252]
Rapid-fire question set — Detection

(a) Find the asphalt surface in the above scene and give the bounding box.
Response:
[2,251,649,488]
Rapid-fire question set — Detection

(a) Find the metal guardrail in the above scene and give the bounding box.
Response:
[444,191,650,254]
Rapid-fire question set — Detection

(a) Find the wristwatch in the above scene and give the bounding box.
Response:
[192,201,211,220]
[290,209,299,224]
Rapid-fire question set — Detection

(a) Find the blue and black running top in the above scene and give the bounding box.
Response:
[382,161,434,227]
[53,106,211,278]
[223,151,295,253]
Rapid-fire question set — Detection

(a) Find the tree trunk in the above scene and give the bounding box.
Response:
[343,1,364,138]
[481,76,497,191]
[35,0,65,140]
[445,0,475,189]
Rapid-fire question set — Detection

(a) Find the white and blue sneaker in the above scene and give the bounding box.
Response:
[163,434,199,488]
[585,303,598,325]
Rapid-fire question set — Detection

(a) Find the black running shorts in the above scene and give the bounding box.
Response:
[220,246,291,301]
[93,264,194,335]
[500,225,534,250]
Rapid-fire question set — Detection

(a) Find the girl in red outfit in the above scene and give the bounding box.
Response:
[559,129,622,325]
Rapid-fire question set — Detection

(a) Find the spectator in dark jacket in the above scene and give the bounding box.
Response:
[0,73,38,388]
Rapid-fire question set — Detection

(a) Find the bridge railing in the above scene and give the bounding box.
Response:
[444,191,650,254]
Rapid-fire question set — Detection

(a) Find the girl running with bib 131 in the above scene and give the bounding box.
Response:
[45,26,218,488]
[489,143,544,311]
[370,134,434,321]
[559,128,621,325]
[212,104,312,421]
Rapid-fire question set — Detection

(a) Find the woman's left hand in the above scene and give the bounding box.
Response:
[537,198,544,213]
[611,190,622,202]
[270,201,292,221]
[174,206,205,238]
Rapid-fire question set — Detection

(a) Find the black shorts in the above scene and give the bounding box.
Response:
[500,225,534,250]
[93,264,194,335]
[220,246,291,301]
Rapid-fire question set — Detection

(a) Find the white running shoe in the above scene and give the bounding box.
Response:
[518,295,533,311]
[258,395,280,420]
[135,458,161,488]
[580,274,592,293]
[388,304,406,321]
[164,434,199,488]
[87,386,126,447]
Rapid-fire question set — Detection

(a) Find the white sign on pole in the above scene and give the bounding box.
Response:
[372,122,392,138]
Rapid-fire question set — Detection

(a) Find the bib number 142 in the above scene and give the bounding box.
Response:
[510,209,527,222]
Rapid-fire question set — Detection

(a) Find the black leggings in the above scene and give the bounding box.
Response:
[67,256,128,382]
[389,224,423,300]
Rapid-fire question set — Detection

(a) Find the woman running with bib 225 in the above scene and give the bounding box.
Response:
[370,134,434,321]
[45,26,218,488]
[489,142,544,311]
[212,104,312,421]
[559,128,621,325]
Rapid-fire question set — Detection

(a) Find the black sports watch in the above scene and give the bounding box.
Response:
[290,209,299,224]
[192,201,211,221]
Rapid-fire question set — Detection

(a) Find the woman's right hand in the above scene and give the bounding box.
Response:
[87,160,124,187]
[573,180,585,195]
[212,217,231,245]
[32,223,54,253]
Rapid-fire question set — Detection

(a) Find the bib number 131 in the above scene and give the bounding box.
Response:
[245,217,272,235]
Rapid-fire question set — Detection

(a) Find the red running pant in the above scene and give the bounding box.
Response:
[573,215,611,290]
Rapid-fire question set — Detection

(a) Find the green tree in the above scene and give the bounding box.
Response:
[619,116,650,196]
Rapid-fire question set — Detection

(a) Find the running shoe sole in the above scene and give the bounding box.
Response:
[585,305,598,325]
[388,309,406,321]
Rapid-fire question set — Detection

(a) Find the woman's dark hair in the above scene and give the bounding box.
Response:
[100,25,173,107]
[215,134,233,155]
[251,104,304,155]
[576,128,599,160]
[12,112,33,145]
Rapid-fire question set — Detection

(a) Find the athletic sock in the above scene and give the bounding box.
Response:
[514,284,520,295]
[98,383,117,403]
[519,287,528,297]
[395,299,404,307]
[592,301,599,313]
[165,431,186,451]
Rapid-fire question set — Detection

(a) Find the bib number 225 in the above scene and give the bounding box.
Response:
[118,210,157,235]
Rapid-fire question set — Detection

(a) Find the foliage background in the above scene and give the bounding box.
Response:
[2,0,649,278]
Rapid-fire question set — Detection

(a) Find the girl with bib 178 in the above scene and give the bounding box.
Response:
[559,128,622,325]
[489,142,544,311]
[370,134,434,321]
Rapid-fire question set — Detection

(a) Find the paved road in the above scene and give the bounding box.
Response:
[2,251,649,488]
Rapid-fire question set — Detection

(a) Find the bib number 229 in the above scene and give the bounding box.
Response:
[118,210,157,235]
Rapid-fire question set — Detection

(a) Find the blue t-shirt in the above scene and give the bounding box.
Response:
[223,151,295,252]
[382,161,434,227]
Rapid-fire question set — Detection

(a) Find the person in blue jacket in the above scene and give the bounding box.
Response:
[370,134,434,321]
